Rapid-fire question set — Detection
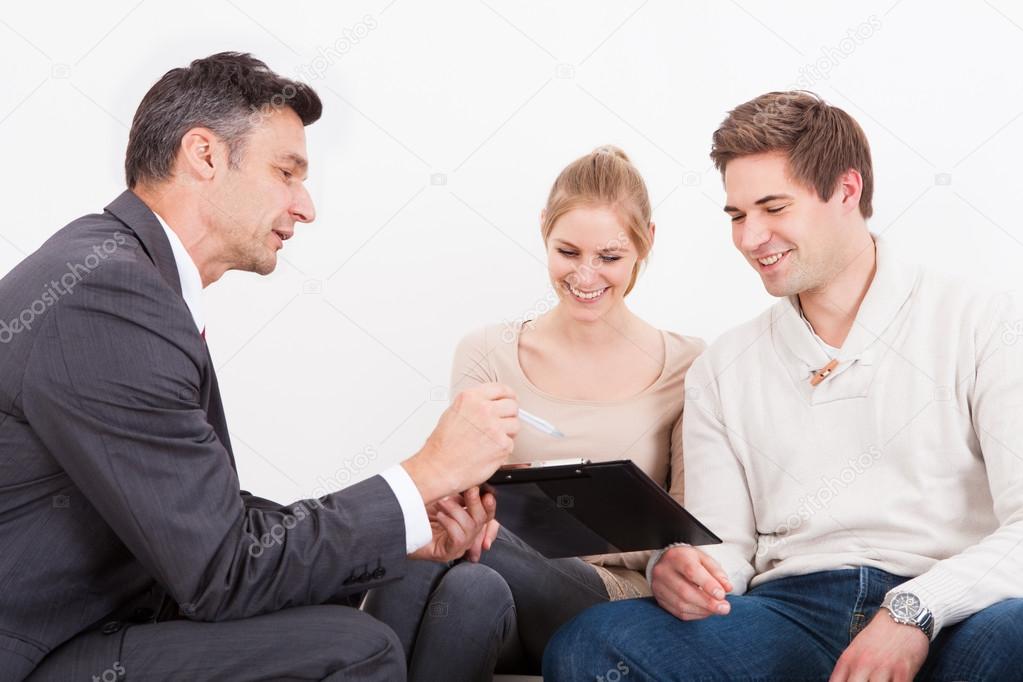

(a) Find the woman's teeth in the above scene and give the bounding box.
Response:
[567,284,608,300]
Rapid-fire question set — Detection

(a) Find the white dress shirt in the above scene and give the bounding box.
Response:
[153,212,432,553]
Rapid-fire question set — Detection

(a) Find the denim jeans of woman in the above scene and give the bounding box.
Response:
[364,527,609,680]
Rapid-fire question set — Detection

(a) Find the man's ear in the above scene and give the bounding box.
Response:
[177,127,220,182]
[648,221,656,248]
[837,168,863,215]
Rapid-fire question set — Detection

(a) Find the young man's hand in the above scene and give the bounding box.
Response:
[650,545,734,620]
[829,610,929,682]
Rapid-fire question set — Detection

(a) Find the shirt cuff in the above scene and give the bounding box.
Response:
[380,464,432,554]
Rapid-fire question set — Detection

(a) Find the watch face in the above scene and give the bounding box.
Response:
[890,592,922,619]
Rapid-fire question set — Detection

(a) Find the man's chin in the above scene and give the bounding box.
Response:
[250,252,278,276]
[255,260,277,276]
[761,276,799,298]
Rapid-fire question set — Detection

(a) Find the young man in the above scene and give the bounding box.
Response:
[543,91,1023,681]
[0,52,518,681]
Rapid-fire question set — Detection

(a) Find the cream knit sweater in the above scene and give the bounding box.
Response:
[672,236,1022,637]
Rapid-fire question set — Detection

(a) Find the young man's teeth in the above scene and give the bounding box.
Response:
[758,252,785,266]
[568,284,607,300]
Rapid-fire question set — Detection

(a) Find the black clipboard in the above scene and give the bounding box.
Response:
[486,459,721,558]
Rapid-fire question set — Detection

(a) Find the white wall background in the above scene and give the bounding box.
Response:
[2,0,1021,504]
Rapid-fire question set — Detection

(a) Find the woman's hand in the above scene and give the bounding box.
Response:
[465,516,501,563]
[409,487,497,562]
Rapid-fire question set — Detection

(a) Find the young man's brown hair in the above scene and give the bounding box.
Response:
[710,91,874,218]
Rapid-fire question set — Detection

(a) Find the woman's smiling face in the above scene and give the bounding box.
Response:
[545,205,639,323]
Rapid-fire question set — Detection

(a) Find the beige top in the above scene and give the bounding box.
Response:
[451,321,705,598]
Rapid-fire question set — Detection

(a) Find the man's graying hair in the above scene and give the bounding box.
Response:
[125,52,322,189]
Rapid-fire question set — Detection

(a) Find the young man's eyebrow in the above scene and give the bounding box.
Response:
[724,193,795,213]
[754,193,794,205]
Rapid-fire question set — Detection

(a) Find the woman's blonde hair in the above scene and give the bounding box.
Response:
[541,145,653,296]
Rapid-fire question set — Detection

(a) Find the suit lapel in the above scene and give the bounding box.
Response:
[103,190,238,470]
[104,190,183,297]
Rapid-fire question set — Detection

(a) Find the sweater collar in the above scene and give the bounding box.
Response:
[771,235,919,388]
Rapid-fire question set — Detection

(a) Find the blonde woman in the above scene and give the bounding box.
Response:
[365,146,705,679]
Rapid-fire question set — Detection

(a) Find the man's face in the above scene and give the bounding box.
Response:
[723,151,849,297]
[207,107,316,275]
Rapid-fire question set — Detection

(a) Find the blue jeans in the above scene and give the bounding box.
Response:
[543,567,1023,681]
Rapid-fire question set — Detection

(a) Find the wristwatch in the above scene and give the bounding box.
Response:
[880,591,934,640]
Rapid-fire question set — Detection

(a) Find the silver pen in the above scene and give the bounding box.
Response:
[518,409,565,438]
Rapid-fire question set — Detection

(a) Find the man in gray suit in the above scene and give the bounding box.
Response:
[0,52,518,681]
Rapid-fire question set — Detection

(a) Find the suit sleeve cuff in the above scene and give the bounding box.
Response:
[380,464,432,554]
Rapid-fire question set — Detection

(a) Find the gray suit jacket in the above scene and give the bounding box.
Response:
[0,191,409,680]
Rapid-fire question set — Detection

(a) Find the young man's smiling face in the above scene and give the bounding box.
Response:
[723,151,858,298]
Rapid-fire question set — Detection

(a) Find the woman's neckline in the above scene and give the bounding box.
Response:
[512,319,670,405]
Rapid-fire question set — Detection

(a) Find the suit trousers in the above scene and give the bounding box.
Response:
[25,604,404,681]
